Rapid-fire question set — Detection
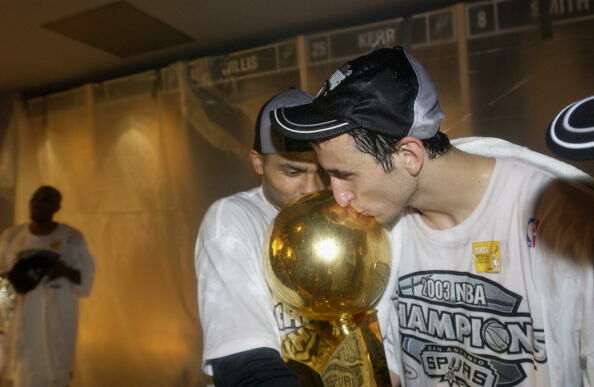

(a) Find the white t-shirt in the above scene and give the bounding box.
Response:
[386,158,593,386]
[196,187,285,374]
[0,223,95,387]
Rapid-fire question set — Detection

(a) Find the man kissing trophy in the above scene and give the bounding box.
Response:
[264,190,392,386]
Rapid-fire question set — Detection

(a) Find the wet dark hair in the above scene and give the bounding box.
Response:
[348,129,451,172]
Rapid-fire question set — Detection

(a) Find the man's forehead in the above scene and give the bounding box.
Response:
[314,134,356,158]
[273,151,318,164]
[314,134,372,172]
[316,133,355,149]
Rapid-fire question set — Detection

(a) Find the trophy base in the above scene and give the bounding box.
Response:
[282,310,391,387]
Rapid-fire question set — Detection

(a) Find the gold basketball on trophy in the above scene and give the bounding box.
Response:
[264,190,392,386]
[265,190,391,320]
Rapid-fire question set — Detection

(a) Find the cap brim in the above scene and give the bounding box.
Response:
[546,96,594,161]
[271,103,358,140]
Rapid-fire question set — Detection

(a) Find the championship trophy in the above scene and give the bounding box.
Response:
[264,190,392,386]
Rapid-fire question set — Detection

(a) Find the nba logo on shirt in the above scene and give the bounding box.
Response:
[526,217,540,248]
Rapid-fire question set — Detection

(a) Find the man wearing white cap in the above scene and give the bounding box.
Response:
[195,89,327,386]
[271,47,594,386]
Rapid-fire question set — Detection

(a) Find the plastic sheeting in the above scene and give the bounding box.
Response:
[1,2,593,386]
[7,62,300,386]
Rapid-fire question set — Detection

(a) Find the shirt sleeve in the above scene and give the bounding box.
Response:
[195,200,280,375]
[67,229,95,297]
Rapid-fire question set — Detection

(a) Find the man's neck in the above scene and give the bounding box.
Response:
[29,221,59,236]
[412,148,496,230]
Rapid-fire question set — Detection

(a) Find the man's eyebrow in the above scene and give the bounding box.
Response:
[279,163,307,172]
[326,168,354,178]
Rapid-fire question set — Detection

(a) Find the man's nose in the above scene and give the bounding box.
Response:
[331,179,355,207]
[301,173,325,195]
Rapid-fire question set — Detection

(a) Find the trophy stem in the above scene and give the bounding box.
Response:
[331,315,357,337]
[281,312,391,386]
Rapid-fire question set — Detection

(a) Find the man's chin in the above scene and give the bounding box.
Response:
[31,215,51,224]
[376,213,401,229]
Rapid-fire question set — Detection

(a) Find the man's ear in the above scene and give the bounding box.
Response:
[394,136,425,177]
[249,149,265,176]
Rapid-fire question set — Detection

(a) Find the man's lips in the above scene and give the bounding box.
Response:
[350,206,369,217]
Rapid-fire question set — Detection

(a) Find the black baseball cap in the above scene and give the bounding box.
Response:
[546,96,594,161]
[253,88,314,154]
[270,46,444,141]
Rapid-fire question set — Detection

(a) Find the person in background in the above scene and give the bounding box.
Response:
[195,89,328,386]
[0,185,95,387]
[271,46,593,386]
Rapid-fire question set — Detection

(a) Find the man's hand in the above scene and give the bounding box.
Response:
[48,260,81,284]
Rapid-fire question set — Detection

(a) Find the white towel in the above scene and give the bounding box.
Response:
[452,136,592,184]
